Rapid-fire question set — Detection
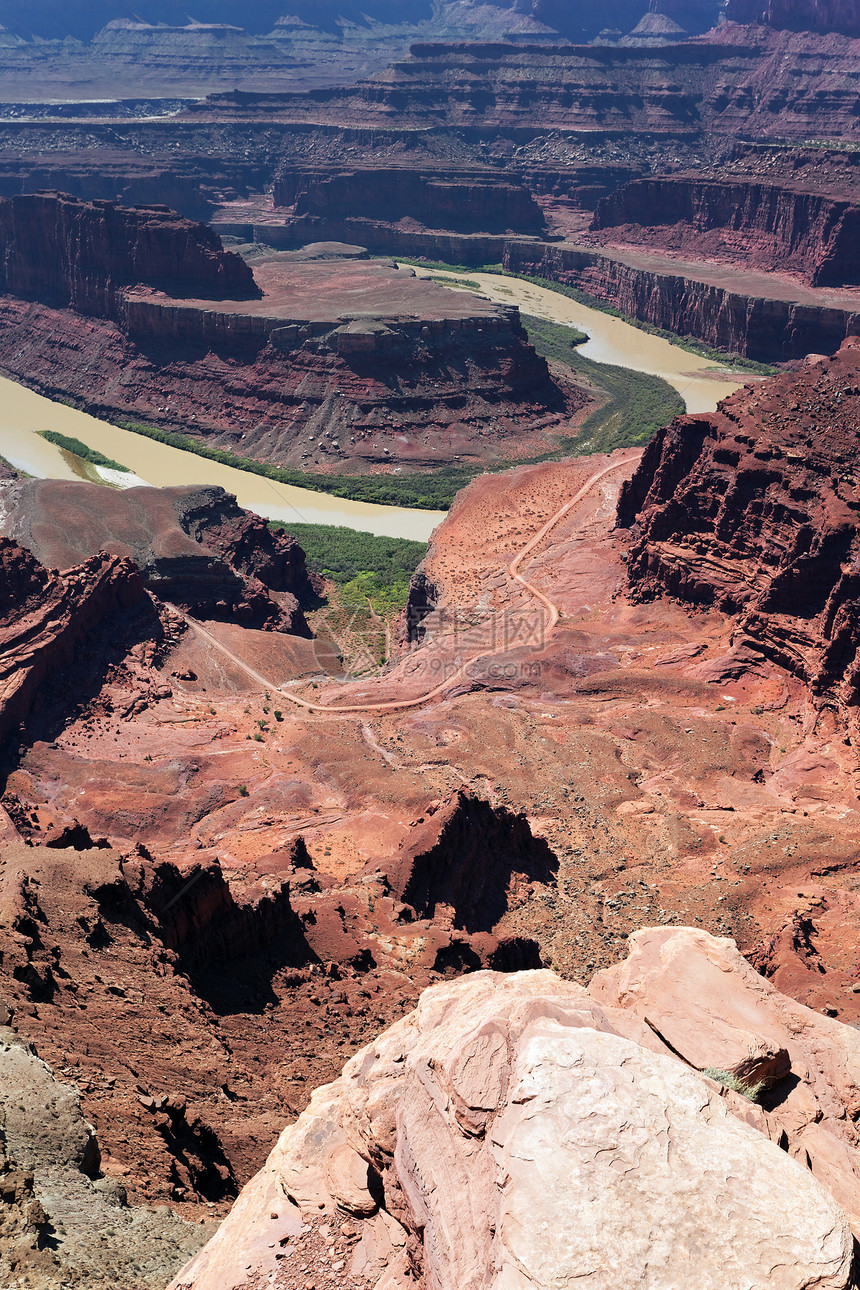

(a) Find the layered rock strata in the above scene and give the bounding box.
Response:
[170,929,860,1290]
[0,191,257,317]
[725,0,860,33]
[618,338,860,712]
[0,536,147,749]
[190,29,860,143]
[503,239,860,360]
[591,175,860,288]
[0,196,573,468]
[273,164,547,236]
[5,480,313,633]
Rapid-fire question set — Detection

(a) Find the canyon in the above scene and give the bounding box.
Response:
[1,13,860,359]
[0,193,582,474]
[5,340,860,1283]
[5,6,860,1288]
[619,338,860,713]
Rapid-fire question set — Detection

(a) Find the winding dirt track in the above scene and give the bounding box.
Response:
[177,453,639,717]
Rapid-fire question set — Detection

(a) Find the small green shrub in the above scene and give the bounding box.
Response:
[702,1067,765,1103]
[237,785,249,797]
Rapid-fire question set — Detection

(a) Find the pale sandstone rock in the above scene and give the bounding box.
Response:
[590,925,860,1237]
[170,960,854,1290]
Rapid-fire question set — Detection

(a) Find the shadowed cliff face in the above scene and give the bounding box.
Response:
[618,338,860,712]
[0,536,149,749]
[726,0,860,33]
[0,192,258,318]
[391,790,558,932]
[274,164,547,236]
[591,176,860,288]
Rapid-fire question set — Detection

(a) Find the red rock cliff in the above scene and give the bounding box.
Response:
[274,164,547,235]
[617,340,860,711]
[0,191,258,319]
[0,537,146,748]
[591,175,860,288]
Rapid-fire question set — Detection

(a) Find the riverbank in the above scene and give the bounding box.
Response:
[411,267,754,414]
[0,376,446,542]
[0,268,752,542]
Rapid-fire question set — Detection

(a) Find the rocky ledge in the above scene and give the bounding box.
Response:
[590,173,860,288]
[618,338,860,713]
[0,191,257,319]
[3,480,313,634]
[0,197,576,469]
[170,926,860,1290]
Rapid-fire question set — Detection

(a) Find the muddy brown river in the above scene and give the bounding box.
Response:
[0,273,753,540]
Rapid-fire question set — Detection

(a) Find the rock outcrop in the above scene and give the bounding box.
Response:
[725,0,860,34]
[0,536,147,749]
[0,191,257,318]
[591,175,860,288]
[503,239,860,361]
[273,164,547,237]
[0,202,575,471]
[591,926,860,1239]
[4,481,313,634]
[618,338,860,714]
[0,793,548,1218]
[389,790,557,932]
[0,1024,210,1288]
[170,930,860,1290]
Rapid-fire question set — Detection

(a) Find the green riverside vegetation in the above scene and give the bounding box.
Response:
[48,259,715,510]
[271,521,427,617]
[114,417,465,510]
[395,259,778,376]
[39,430,130,473]
[523,315,685,453]
[111,316,680,510]
[509,274,778,375]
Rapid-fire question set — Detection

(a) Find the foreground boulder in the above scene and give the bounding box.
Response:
[170,936,856,1290]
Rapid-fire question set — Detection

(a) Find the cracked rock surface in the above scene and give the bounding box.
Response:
[172,929,858,1290]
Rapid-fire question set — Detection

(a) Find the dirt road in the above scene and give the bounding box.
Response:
[175,452,640,717]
